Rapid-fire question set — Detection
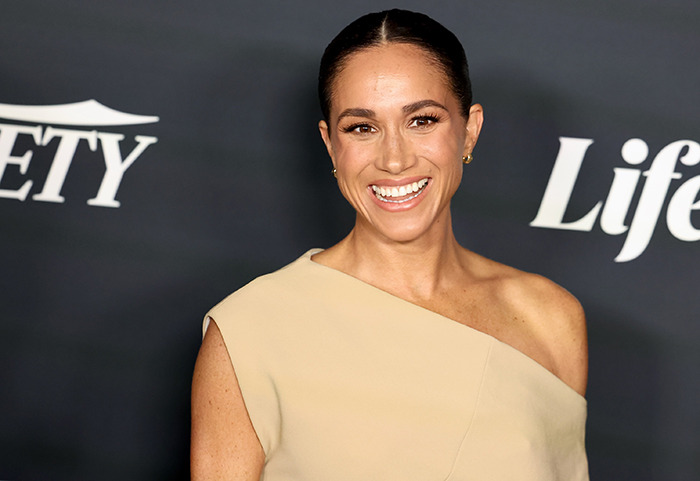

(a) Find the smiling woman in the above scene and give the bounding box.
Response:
[191,9,589,481]
[317,42,481,239]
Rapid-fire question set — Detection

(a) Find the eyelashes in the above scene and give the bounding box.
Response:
[342,123,375,134]
[341,113,442,134]
[409,113,440,128]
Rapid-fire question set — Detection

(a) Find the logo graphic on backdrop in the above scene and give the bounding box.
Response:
[531,137,700,262]
[0,99,158,208]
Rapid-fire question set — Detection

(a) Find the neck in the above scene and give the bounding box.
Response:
[335,210,465,299]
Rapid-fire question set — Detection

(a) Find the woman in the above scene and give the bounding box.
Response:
[191,9,588,481]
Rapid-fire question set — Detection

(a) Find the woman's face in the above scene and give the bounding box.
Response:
[319,43,483,244]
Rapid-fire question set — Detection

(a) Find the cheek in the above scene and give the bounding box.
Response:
[415,132,462,167]
[333,139,375,172]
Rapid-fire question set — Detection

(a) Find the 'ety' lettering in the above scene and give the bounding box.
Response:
[0,122,157,208]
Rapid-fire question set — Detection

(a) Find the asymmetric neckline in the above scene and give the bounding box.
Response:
[304,248,586,404]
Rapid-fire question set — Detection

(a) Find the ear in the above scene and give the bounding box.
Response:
[463,103,484,156]
[318,120,336,167]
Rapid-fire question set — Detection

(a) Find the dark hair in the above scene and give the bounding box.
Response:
[318,9,472,122]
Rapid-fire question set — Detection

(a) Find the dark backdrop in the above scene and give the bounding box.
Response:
[1,1,698,479]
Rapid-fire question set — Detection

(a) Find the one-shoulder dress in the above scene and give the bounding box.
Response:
[204,250,589,480]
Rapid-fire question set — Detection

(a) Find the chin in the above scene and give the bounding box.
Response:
[373,219,434,244]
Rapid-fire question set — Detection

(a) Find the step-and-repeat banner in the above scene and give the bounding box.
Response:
[1,1,698,479]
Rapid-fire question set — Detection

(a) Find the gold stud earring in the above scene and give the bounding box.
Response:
[462,153,473,164]
[332,168,337,178]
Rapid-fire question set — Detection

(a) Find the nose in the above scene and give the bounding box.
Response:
[376,127,415,174]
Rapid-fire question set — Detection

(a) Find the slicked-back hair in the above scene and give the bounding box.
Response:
[318,9,472,122]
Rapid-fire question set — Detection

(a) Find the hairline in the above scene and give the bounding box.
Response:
[324,41,465,127]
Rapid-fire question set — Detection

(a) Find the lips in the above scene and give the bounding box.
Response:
[370,178,429,203]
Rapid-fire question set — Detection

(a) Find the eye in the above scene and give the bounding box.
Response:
[342,123,377,135]
[409,114,440,129]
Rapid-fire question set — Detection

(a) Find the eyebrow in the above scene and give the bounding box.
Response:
[335,100,448,123]
[402,99,448,114]
[336,108,376,122]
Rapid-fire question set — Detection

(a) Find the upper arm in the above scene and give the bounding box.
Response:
[191,319,265,480]
[550,289,588,396]
[527,275,588,396]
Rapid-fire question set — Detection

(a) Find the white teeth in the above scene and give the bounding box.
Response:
[371,178,429,203]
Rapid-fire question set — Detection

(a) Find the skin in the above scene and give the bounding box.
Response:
[191,321,264,480]
[315,43,587,397]
[191,42,588,480]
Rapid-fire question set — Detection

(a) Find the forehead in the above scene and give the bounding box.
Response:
[330,43,453,113]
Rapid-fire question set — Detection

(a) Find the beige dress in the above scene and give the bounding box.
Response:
[205,250,589,480]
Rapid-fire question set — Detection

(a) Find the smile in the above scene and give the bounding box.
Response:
[371,178,429,203]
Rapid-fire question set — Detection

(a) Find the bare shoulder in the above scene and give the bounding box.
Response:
[191,320,264,480]
[467,253,588,396]
[505,268,585,328]
[505,267,588,396]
